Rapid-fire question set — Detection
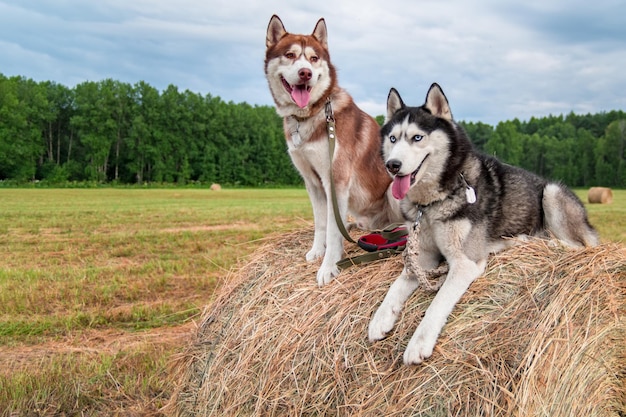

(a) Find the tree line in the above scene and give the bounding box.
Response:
[1,73,624,187]
[0,74,300,186]
[460,114,626,188]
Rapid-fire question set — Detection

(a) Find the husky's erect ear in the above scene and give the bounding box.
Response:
[266,15,287,49]
[425,83,452,121]
[386,88,405,123]
[312,18,328,48]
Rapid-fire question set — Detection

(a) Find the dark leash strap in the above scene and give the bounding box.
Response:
[336,248,404,270]
[325,98,407,270]
[325,99,356,244]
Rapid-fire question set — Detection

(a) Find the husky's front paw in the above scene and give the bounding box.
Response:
[403,322,438,365]
[316,262,340,286]
[305,246,325,262]
[368,303,399,342]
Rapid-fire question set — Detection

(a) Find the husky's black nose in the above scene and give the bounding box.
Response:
[386,159,402,175]
[298,68,312,82]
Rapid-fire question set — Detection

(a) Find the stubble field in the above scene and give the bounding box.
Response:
[0,187,623,415]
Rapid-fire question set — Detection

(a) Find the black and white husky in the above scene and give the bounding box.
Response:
[368,83,599,365]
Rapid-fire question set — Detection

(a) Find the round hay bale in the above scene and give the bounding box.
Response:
[588,187,613,204]
[210,183,222,191]
[167,230,626,416]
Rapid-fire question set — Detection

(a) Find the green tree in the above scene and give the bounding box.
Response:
[0,76,48,180]
[72,80,117,181]
[108,80,133,182]
[595,120,626,186]
[485,120,524,165]
[38,81,75,182]
[519,133,547,177]
[572,128,597,186]
[459,121,493,152]
[155,85,188,183]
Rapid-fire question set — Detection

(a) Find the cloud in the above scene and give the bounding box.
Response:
[1,0,624,125]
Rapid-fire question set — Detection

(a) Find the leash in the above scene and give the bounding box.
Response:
[403,208,448,291]
[336,223,407,270]
[325,99,356,244]
[324,98,407,270]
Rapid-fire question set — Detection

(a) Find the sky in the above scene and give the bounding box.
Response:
[1,0,625,125]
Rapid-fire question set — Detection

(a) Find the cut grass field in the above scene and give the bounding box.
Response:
[0,188,313,416]
[0,187,623,415]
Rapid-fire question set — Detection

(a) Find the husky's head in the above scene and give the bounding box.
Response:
[381,83,465,201]
[265,15,334,117]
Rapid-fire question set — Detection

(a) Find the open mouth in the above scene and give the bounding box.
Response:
[281,76,312,108]
[391,154,429,200]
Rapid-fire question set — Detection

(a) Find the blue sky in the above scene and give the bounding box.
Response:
[1,0,625,125]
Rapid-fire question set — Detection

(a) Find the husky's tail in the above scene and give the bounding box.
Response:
[542,183,599,247]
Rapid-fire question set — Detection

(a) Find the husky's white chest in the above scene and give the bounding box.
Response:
[285,115,332,178]
[285,115,324,148]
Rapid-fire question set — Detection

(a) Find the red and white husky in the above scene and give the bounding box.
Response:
[265,15,402,285]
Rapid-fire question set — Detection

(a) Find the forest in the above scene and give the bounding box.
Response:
[0,73,625,187]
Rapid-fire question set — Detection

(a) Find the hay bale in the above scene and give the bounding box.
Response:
[588,187,613,204]
[167,230,626,416]
[210,183,222,191]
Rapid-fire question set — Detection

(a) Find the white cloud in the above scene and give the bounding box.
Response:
[0,0,624,124]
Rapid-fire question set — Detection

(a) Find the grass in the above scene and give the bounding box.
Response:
[0,187,622,416]
[0,188,313,416]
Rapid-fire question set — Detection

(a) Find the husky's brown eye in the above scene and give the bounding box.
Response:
[310,56,319,63]
[285,52,295,59]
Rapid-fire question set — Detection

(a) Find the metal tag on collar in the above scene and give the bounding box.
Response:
[325,98,335,123]
[290,120,301,146]
[291,132,302,146]
[413,208,423,230]
[460,173,477,204]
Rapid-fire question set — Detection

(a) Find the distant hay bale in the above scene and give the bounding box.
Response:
[210,183,221,191]
[588,187,613,204]
[167,230,626,416]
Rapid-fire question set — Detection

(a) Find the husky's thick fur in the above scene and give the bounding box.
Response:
[265,15,402,285]
[368,83,599,365]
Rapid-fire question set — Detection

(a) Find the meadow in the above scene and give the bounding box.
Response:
[0,187,623,415]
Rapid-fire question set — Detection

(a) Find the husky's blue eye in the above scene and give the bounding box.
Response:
[389,135,397,143]
[413,135,424,142]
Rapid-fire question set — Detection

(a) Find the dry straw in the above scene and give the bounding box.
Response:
[167,230,625,416]
[588,187,613,204]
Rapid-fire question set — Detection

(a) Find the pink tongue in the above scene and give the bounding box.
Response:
[391,175,411,200]
[291,85,310,108]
